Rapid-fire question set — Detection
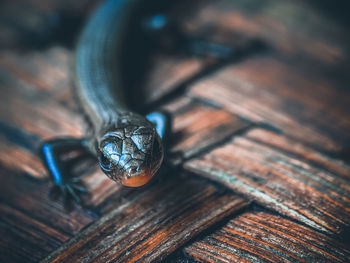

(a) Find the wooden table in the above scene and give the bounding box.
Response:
[0,0,349,262]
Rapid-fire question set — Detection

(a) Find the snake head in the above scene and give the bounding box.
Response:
[97,124,163,187]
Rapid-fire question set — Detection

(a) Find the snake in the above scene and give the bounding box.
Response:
[75,0,168,187]
[40,0,170,200]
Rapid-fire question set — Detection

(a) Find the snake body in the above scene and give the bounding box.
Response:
[75,0,164,187]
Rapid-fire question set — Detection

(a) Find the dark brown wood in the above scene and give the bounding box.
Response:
[42,177,248,263]
[245,129,350,180]
[164,97,249,161]
[0,49,84,138]
[144,54,203,104]
[185,128,350,234]
[189,55,350,153]
[184,211,350,263]
[0,166,97,263]
[0,48,80,178]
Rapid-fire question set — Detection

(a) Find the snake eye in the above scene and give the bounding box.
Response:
[98,153,113,171]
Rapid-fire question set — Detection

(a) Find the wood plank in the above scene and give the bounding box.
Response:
[245,129,350,180]
[144,54,203,104]
[184,211,350,263]
[0,49,84,138]
[0,166,97,263]
[43,176,248,263]
[0,125,45,178]
[163,97,249,162]
[185,128,350,233]
[189,55,350,153]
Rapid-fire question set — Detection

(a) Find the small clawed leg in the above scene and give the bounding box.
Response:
[146,111,171,142]
[146,110,173,167]
[40,138,92,206]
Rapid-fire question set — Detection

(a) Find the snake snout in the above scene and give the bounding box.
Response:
[98,125,164,187]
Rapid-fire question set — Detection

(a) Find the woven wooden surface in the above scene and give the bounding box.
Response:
[0,0,349,262]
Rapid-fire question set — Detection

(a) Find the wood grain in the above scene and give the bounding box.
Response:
[43,176,248,263]
[0,48,84,181]
[189,55,350,153]
[144,54,203,104]
[185,129,350,233]
[0,166,97,263]
[0,49,83,134]
[184,211,350,263]
[245,129,350,180]
[163,97,249,162]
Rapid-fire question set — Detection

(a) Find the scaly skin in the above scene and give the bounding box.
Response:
[40,0,168,205]
[96,112,164,187]
[75,0,165,187]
